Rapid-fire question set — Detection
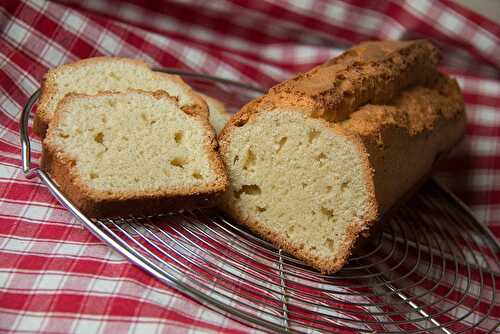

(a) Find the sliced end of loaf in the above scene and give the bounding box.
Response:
[219,110,377,273]
[34,57,207,138]
[42,90,228,217]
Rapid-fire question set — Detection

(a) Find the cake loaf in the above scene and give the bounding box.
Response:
[218,40,466,273]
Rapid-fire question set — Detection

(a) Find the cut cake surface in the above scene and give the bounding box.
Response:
[42,90,228,217]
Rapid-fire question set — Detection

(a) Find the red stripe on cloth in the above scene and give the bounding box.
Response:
[385,1,500,72]
[52,0,315,72]
[0,292,235,330]
[122,0,303,44]
[440,0,500,41]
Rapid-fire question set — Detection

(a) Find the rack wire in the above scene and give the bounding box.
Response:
[20,69,500,333]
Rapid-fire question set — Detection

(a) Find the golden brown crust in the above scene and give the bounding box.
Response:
[42,90,229,218]
[34,57,208,138]
[222,39,440,130]
[219,40,466,274]
[343,74,466,216]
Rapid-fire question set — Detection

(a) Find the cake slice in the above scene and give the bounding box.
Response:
[42,90,228,217]
[218,40,466,273]
[199,93,231,134]
[34,57,208,137]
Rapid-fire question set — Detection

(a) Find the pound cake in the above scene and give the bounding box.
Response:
[34,57,208,137]
[218,40,466,273]
[42,90,228,217]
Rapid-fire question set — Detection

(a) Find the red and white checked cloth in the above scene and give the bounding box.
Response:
[0,0,499,333]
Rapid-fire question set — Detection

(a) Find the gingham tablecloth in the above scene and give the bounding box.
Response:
[0,0,499,333]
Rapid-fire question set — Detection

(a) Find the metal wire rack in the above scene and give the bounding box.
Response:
[20,69,500,333]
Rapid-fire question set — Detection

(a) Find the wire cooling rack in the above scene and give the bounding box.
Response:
[20,69,500,333]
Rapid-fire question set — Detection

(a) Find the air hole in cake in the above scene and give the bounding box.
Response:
[134,177,139,183]
[150,120,157,125]
[308,129,320,143]
[341,179,351,192]
[174,131,183,143]
[192,172,203,180]
[256,206,266,212]
[315,152,327,165]
[233,155,239,165]
[94,132,104,144]
[59,133,69,139]
[122,136,129,141]
[106,100,116,108]
[324,238,335,251]
[234,184,261,198]
[141,113,148,122]
[242,149,256,170]
[302,183,308,189]
[170,157,187,168]
[234,118,248,127]
[90,172,98,180]
[326,185,333,192]
[288,225,295,233]
[275,137,287,153]
[240,184,261,195]
[320,206,335,220]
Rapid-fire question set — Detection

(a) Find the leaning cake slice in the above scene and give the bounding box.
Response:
[34,57,208,137]
[42,90,228,217]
